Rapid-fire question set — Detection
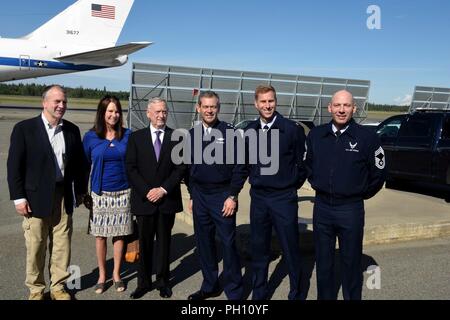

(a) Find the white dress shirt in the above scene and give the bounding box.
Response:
[260,115,277,131]
[202,124,212,135]
[332,123,349,136]
[149,124,166,144]
[149,124,167,194]
[14,113,66,205]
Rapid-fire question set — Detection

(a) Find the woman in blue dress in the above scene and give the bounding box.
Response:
[83,95,132,294]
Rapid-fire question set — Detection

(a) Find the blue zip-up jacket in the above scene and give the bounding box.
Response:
[305,119,386,204]
[230,112,307,195]
[187,120,237,194]
[83,128,131,195]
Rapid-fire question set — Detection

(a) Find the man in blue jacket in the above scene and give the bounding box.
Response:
[230,85,307,300]
[305,89,386,300]
[186,91,243,300]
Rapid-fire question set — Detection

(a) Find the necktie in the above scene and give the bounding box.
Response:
[335,130,341,137]
[263,125,269,132]
[154,130,162,161]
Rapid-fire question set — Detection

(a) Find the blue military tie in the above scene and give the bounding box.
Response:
[263,125,269,132]
[154,130,162,161]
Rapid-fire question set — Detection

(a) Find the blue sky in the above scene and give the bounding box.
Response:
[0,0,449,104]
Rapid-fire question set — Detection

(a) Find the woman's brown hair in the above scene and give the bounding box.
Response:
[92,95,125,140]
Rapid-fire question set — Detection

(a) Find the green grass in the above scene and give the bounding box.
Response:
[366,110,405,122]
[0,95,402,121]
[367,110,405,117]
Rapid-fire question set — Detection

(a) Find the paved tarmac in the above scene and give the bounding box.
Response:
[1,108,449,300]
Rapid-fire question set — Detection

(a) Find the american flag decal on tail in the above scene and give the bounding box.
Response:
[91,4,115,19]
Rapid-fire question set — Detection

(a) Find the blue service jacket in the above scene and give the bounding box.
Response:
[305,119,386,203]
[187,120,237,194]
[230,112,307,196]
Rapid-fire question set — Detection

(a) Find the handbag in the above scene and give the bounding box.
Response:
[85,194,93,235]
[124,219,139,263]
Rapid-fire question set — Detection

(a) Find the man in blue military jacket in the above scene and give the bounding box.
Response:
[186,91,243,300]
[305,89,386,300]
[230,85,307,300]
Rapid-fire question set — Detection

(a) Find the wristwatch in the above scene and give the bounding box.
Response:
[228,195,238,202]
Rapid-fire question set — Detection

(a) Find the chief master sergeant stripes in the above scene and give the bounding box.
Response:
[305,89,386,300]
[185,91,243,300]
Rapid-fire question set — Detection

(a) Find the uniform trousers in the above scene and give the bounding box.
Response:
[192,185,243,300]
[313,199,364,300]
[250,187,303,300]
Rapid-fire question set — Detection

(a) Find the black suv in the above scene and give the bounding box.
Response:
[376,110,450,200]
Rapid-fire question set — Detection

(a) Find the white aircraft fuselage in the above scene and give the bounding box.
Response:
[0,38,110,82]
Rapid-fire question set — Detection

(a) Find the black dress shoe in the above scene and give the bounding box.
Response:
[129,287,150,299]
[187,289,222,300]
[158,286,172,298]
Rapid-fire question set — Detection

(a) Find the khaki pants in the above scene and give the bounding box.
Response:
[22,184,72,294]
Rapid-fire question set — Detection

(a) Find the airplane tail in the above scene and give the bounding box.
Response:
[23,0,134,51]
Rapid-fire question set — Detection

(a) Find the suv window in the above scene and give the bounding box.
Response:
[235,120,253,130]
[377,118,403,138]
[442,117,450,140]
[401,118,432,137]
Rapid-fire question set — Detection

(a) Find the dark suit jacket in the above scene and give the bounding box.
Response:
[7,115,88,218]
[125,126,186,215]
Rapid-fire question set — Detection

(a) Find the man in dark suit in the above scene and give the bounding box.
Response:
[126,97,186,299]
[7,85,87,300]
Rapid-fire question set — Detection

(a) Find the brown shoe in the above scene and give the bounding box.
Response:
[50,289,71,300]
[28,292,45,300]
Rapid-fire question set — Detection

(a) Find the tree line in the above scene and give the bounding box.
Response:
[0,83,129,100]
[0,83,409,112]
[366,103,409,112]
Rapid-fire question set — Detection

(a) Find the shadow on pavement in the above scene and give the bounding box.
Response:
[72,232,198,296]
[169,232,200,289]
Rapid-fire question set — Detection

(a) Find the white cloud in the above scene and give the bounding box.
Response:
[394,94,412,106]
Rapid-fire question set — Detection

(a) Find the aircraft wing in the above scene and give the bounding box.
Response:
[54,42,152,66]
